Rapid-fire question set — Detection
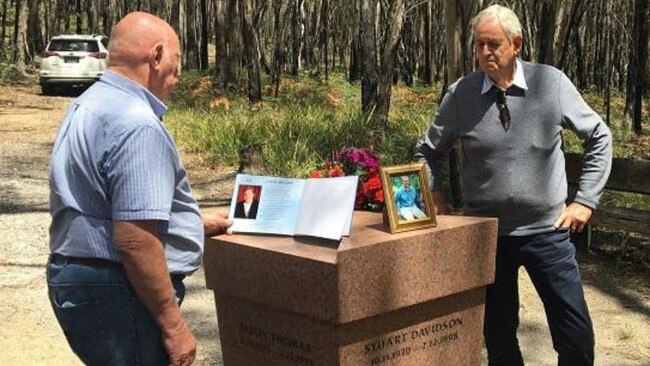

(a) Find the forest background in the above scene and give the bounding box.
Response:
[0,2,648,363]
[1,0,649,213]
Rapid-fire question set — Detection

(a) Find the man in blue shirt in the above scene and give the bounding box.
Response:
[393,176,426,221]
[47,12,231,366]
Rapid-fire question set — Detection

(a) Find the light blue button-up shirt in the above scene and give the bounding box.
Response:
[394,186,418,209]
[49,70,203,274]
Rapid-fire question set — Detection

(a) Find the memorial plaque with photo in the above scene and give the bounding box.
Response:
[204,212,498,366]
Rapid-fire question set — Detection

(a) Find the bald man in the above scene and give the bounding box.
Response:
[47,12,230,366]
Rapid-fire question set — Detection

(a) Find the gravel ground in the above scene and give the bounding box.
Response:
[0,84,648,365]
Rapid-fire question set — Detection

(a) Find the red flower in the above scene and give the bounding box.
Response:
[309,147,384,211]
[374,189,384,203]
[364,173,382,190]
[309,170,325,178]
[329,166,345,177]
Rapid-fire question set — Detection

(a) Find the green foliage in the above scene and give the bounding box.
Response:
[166,71,437,178]
[166,70,646,186]
[563,90,648,159]
[600,191,650,210]
[0,62,24,85]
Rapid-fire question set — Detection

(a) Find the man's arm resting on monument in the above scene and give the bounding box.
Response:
[113,220,196,365]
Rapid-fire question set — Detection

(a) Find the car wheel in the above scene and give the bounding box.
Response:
[41,85,56,96]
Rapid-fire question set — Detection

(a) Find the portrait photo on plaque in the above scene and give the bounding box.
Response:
[233,184,262,220]
[380,163,436,233]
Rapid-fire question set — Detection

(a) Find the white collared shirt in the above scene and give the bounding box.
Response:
[481,58,529,94]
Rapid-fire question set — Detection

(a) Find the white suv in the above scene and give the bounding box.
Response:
[39,34,109,95]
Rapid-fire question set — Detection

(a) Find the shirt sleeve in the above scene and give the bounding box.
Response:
[394,189,404,208]
[106,124,177,221]
[557,72,613,209]
[414,87,459,190]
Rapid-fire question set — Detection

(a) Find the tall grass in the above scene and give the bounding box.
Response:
[166,69,647,181]
[166,70,437,177]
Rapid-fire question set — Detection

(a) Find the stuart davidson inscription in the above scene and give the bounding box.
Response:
[364,317,464,365]
[237,317,466,366]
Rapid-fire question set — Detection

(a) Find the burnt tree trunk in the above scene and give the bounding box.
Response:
[199,0,209,69]
[184,0,200,69]
[85,0,98,34]
[271,0,289,96]
[359,0,377,117]
[0,0,7,50]
[290,0,304,76]
[445,0,463,210]
[27,0,43,60]
[14,0,28,73]
[423,0,433,85]
[348,38,360,82]
[214,0,231,89]
[75,0,82,34]
[242,0,262,104]
[630,0,648,134]
[319,0,329,80]
[374,0,405,132]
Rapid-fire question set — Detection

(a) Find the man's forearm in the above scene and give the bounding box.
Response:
[113,220,185,336]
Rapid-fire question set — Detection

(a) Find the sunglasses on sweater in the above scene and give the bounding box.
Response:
[496,89,511,131]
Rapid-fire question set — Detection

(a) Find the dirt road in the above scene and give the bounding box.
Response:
[0,84,648,365]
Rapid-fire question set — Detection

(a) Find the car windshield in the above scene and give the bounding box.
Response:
[48,40,99,52]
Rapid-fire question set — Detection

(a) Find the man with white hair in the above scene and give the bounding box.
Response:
[394,175,426,220]
[47,12,231,366]
[415,4,611,366]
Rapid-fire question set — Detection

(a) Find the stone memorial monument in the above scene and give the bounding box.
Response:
[204,211,497,365]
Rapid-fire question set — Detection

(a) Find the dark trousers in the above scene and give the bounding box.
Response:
[47,254,186,366]
[484,230,594,366]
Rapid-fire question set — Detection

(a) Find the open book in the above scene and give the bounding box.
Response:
[228,174,359,241]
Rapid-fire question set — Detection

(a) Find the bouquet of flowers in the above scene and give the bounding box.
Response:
[309,147,384,211]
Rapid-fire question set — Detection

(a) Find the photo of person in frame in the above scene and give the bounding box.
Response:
[392,174,427,221]
[234,185,261,219]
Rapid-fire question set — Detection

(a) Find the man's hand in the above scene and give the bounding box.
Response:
[164,319,196,366]
[554,202,593,233]
[113,220,197,365]
[202,210,233,236]
[431,190,451,215]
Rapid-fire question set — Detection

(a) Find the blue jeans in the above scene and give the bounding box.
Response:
[47,255,186,366]
[484,230,594,366]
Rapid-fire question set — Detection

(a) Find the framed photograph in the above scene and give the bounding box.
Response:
[380,163,436,234]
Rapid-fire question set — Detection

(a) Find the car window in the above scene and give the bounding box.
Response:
[100,37,109,49]
[48,40,99,53]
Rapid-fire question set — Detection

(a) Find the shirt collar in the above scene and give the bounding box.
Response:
[481,58,528,94]
[99,69,168,120]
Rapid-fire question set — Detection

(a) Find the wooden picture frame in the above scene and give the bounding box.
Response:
[380,163,436,234]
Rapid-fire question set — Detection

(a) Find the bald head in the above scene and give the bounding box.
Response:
[109,12,177,66]
[108,12,181,101]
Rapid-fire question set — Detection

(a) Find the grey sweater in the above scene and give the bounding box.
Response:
[415,61,612,236]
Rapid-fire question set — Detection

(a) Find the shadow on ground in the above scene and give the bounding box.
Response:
[0,183,49,214]
[580,251,650,318]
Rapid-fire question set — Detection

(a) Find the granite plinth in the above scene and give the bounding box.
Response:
[204,212,497,366]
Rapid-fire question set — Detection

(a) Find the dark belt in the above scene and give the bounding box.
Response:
[50,253,123,269]
[49,253,186,281]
